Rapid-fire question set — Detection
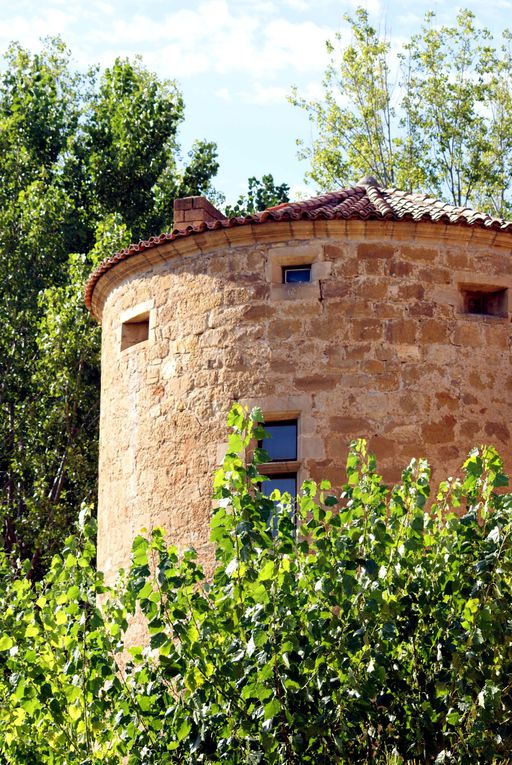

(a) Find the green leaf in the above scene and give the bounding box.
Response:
[264,698,282,720]
[259,560,275,581]
[0,634,14,651]
[177,718,192,741]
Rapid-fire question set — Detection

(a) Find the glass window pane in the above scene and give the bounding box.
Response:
[261,475,297,498]
[283,266,311,283]
[262,474,297,536]
[261,421,297,461]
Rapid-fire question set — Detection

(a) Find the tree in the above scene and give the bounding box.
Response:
[1,407,512,763]
[224,174,290,217]
[291,8,512,217]
[77,57,219,240]
[0,38,220,572]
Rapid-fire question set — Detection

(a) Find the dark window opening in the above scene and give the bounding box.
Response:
[259,420,297,461]
[282,265,312,284]
[121,312,150,351]
[461,288,507,318]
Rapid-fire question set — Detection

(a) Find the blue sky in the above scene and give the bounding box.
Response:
[2,0,512,203]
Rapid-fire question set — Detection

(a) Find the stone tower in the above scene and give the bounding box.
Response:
[85,180,512,581]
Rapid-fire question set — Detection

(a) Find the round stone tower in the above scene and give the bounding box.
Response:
[86,180,512,580]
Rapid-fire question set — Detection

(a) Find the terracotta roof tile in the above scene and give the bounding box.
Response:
[85,180,512,311]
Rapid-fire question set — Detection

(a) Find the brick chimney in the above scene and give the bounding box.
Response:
[173,196,226,229]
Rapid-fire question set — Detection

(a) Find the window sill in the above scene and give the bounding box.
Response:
[258,460,301,475]
[120,339,149,354]
[270,282,320,301]
[457,312,509,322]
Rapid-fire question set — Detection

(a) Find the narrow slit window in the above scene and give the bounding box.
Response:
[282,265,311,284]
[461,287,507,318]
[121,312,149,351]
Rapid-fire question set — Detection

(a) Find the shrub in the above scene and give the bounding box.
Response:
[1,405,512,763]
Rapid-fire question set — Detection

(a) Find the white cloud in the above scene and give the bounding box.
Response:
[242,83,290,105]
[230,0,278,14]
[214,86,232,100]
[240,79,324,105]
[261,18,330,73]
[0,7,73,51]
[295,80,325,101]
[348,0,382,14]
[84,1,332,80]
[282,0,311,10]
[0,0,118,66]
[0,0,333,86]
[289,182,316,201]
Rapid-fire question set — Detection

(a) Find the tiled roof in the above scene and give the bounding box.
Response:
[84,178,512,311]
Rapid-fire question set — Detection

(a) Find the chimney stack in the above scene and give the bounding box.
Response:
[173,196,226,230]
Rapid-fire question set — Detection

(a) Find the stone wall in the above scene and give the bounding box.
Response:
[95,219,512,581]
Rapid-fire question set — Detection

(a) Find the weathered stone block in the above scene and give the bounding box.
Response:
[351,318,383,341]
[358,243,394,259]
[385,319,417,344]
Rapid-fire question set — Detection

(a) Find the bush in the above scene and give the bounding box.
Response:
[1,405,512,763]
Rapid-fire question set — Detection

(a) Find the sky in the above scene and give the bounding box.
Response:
[2,0,512,204]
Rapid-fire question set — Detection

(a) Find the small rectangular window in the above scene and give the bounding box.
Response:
[121,312,149,351]
[461,287,507,318]
[282,265,311,284]
[260,420,297,461]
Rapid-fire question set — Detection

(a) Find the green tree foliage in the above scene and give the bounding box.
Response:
[1,407,512,763]
[291,8,512,217]
[224,174,290,217]
[0,38,220,571]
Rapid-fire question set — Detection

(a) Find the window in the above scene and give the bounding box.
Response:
[259,419,298,533]
[460,287,507,318]
[260,420,297,461]
[261,474,297,501]
[121,312,150,351]
[262,474,297,536]
[282,265,312,284]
